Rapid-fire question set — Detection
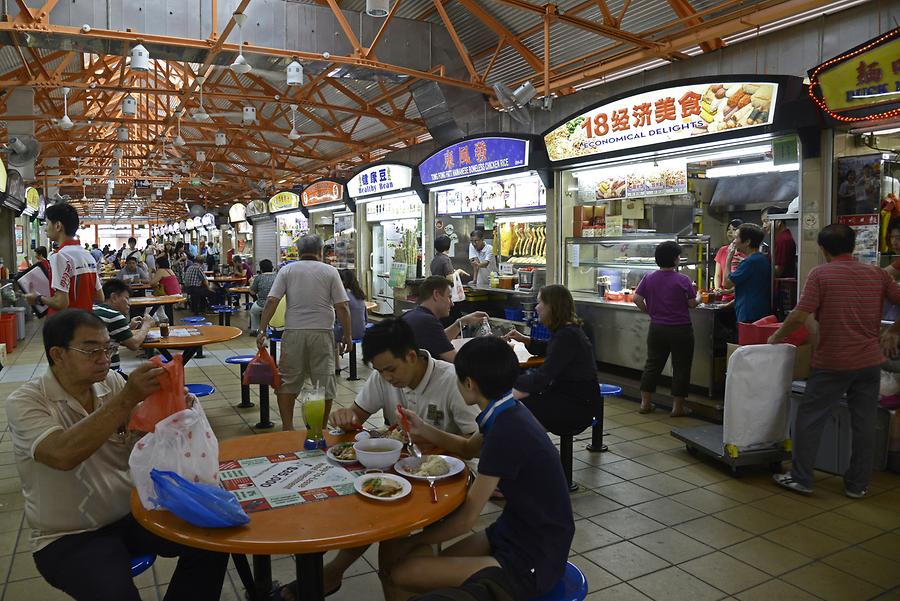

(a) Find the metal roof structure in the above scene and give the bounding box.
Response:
[0,0,861,221]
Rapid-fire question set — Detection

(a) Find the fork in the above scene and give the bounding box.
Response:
[397,404,422,458]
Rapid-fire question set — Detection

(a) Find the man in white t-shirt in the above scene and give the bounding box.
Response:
[469,229,497,288]
[25,203,103,314]
[257,235,352,432]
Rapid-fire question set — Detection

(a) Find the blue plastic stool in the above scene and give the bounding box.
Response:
[130,554,156,578]
[226,355,256,409]
[186,384,215,397]
[347,338,364,381]
[210,305,239,326]
[182,316,207,324]
[529,562,588,601]
[589,384,622,453]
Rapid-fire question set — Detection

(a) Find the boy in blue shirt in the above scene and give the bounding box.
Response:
[724,223,772,322]
[382,337,574,600]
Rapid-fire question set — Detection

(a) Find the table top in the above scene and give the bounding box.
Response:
[212,276,245,283]
[450,337,543,368]
[141,325,242,349]
[365,301,377,312]
[129,294,186,307]
[230,286,252,294]
[131,431,468,555]
[129,283,154,290]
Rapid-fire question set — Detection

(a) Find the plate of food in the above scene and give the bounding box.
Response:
[353,473,411,501]
[355,426,405,442]
[326,442,359,464]
[394,455,466,481]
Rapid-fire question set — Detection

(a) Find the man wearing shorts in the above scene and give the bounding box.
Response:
[257,235,352,432]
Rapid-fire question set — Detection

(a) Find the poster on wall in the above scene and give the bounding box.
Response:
[835,155,882,216]
[838,214,879,265]
[544,82,778,162]
[15,225,24,254]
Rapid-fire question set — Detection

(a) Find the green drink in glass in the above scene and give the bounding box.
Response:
[302,384,326,450]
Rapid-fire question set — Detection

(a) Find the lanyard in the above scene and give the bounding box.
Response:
[476,392,516,434]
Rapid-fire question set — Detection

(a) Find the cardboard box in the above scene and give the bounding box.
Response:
[727,342,811,380]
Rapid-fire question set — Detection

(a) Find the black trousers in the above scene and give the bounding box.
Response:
[33,514,228,601]
[640,324,694,397]
[186,285,216,314]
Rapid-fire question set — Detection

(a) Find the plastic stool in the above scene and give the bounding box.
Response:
[210,305,239,326]
[226,355,256,408]
[529,562,588,601]
[130,554,156,578]
[347,338,363,381]
[267,328,282,362]
[182,316,207,324]
[589,384,622,453]
[186,384,215,397]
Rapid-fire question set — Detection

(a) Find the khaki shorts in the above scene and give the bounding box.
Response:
[277,329,337,398]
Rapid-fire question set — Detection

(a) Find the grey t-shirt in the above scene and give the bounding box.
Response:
[268,259,349,330]
[430,254,453,278]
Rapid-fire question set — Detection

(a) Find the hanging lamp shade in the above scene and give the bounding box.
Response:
[215,131,227,146]
[122,94,137,116]
[196,150,206,162]
[286,61,304,86]
[130,44,150,72]
[366,0,389,17]
[116,125,129,141]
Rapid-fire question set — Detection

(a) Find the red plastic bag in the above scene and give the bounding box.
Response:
[242,347,281,388]
[128,355,187,432]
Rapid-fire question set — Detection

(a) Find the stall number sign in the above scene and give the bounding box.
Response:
[544,82,778,162]
[419,137,529,185]
[301,181,344,207]
[812,30,900,115]
[269,191,301,213]
[348,164,413,197]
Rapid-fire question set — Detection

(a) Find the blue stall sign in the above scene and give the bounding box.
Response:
[418,137,529,185]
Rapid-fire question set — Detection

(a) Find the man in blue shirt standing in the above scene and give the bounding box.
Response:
[724,223,771,323]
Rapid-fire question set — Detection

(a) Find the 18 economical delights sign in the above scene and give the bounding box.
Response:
[544,82,778,162]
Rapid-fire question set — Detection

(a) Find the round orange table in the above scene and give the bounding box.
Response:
[129,294,186,324]
[229,285,253,308]
[131,431,468,601]
[128,283,154,297]
[142,324,241,364]
[212,276,245,284]
[450,337,545,369]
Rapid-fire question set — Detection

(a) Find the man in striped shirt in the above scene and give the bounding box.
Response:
[768,224,900,498]
[93,279,154,371]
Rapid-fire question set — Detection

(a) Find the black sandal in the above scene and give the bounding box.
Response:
[269,580,342,601]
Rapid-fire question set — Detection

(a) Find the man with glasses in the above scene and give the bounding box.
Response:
[6,309,228,600]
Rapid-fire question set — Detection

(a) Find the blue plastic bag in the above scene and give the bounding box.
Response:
[150,469,250,528]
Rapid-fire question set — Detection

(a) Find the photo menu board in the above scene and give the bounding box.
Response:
[589,160,688,200]
[435,175,545,216]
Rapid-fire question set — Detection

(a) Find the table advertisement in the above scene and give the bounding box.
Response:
[220,450,365,513]
[419,137,529,185]
[544,82,778,162]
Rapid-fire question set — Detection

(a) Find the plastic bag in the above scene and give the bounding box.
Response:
[450,271,465,303]
[129,401,219,510]
[881,371,900,396]
[128,355,186,432]
[150,469,249,528]
[242,347,281,388]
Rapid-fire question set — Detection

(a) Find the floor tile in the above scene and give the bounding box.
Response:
[631,527,714,563]
[761,523,849,558]
[680,552,769,594]
[735,579,821,601]
[631,497,704,526]
[633,452,696,472]
[573,468,625,489]
[833,499,900,529]
[800,511,883,543]
[595,482,660,506]
[723,537,811,576]
[585,582,652,601]
[748,494,823,521]
[571,519,622,554]
[820,547,900,589]
[569,554,621,592]
[569,491,623,518]
[781,562,883,601]
[671,488,742,513]
[859,532,900,559]
[591,508,667,539]
[714,505,790,534]
[606,441,656,459]
[668,463,732,487]
[601,459,659,481]
[631,473,696,496]
[3,576,72,600]
[629,566,725,601]
[673,516,753,549]
[583,541,669,581]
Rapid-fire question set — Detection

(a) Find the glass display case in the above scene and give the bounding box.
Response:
[565,235,712,297]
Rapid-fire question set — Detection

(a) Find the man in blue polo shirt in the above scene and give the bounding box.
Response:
[401,275,487,362]
[724,223,771,323]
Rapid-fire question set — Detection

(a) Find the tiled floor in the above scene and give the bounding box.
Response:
[1,309,899,601]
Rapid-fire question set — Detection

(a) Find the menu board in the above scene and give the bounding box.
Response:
[419,137,529,185]
[219,450,364,513]
[434,175,545,215]
[592,161,688,200]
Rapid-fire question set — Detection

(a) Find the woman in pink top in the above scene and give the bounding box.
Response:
[151,257,182,295]
[714,219,746,291]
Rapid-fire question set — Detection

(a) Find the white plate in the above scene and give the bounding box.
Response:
[394,455,466,481]
[353,473,411,501]
[326,443,359,465]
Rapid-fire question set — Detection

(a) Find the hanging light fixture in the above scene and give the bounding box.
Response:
[113,147,123,159]
[288,104,300,140]
[122,94,137,116]
[174,111,186,146]
[196,150,206,162]
[366,0,390,17]
[215,130,227,146]
[193,76,209,121]
[58,87,74,130]
[286,60,304,86]
[130,43,151,72]
[116,125,129,141]
[230,14,252,74]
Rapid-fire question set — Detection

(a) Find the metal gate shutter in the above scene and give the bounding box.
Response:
[252,217,277,270]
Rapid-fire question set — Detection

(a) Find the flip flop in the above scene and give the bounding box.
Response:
[670,407,693,418]
[638,405,654,414]
[270,580,342,601]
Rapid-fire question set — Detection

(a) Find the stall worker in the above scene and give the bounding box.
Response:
[379,336,574,601]
[401,276,488,363]
[430,235,469,282]
[5,309,228,600]
[116,256,150,284]
[468,229,497,288]
[722,223,771,323]
[713,219,745,291]
[504,284,599,436]
[93,279,155,373]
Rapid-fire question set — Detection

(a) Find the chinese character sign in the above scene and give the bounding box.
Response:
[347,164,413,198]
[814,31,900,114]
[419,137,529,185]
[544,82,778,162]
[300,182,343,208]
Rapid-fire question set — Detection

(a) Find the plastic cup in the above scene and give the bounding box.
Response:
[303,398,326,442]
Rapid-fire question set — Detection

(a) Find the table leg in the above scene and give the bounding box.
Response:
[587,395,608,453]
[252,555,272,601]
[347,342,359,381]
[295,552,325,601]
[165,304,175,325]
[218,312,225,326]
[256,385,274,429]
[231,554,255,599]
[225,312,231,327]
[237,364,255,408]
[180,347,200,365]
[158,348,173,362]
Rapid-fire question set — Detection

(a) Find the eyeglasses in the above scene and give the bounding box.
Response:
[66,345,117,360]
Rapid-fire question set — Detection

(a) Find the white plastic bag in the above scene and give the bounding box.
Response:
[450,271,466,303]
[129,401,219,510]
[881,371,900,396]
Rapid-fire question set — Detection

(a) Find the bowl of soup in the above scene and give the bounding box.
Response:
[353,438,404,469]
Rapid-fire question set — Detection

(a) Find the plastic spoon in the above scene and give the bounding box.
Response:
[397,404,422,458]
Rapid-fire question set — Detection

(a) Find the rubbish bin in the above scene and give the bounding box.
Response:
[1,307,26,340]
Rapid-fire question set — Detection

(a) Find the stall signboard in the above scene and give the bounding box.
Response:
[246,199,268,218]
[24,187,40,216]
[301,181,344,207]
[269,191,301,214]
[348,164,413,197]
[365,195,422,221]
[229,203,247,223]
[419,137,529,185]
[201,213,216,229]
[809,27,900,122]
[544,82,778,162]
[435,175,545,215]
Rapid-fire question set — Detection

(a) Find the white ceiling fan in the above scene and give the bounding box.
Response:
[230,13,251,75]
[58,87,74,130]
[173,111,186,147]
